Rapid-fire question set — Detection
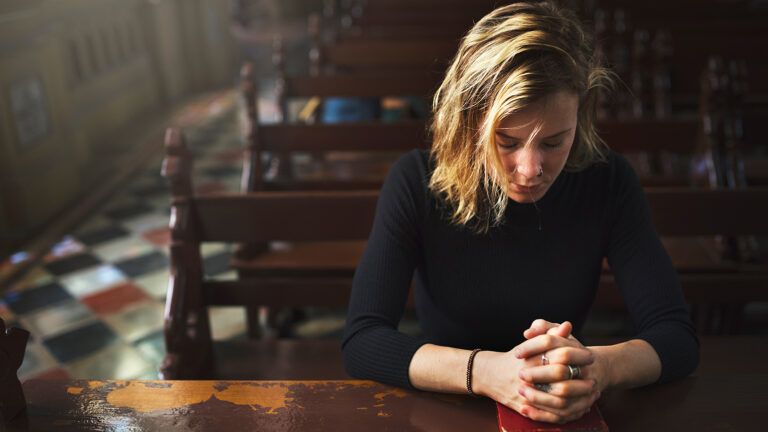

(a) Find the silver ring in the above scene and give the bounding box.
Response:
[567,365,581,380]
[534,383,551,393]
[541,355,549,366]
[537,167,543,177]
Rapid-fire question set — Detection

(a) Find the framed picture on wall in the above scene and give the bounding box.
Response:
[9,76,50,149]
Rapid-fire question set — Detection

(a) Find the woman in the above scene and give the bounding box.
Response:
[342,1,699,424]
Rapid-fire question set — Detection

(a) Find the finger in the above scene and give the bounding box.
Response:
[519,386,600,419]
[535,379,598,399]
[513,334,576,359]
[544,346,594,366]
[523,319,559,339]
[546,321,572,339]
[545,322,584,344]
[519,384,570,411]
[518,403,564,424]
[518,363,591,384]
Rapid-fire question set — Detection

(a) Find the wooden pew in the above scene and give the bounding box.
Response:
[161,126,768,378]
[596,187,768,333]
[232,2,763,339]
[318,0,768,112]
[0,318,29,421]
[238,60,430,337]
[160,128,377,379]
[240,61,429,193]
[323,0,500,40]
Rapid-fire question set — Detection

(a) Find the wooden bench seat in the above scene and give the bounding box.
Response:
[160,129,378,378]
[230,241,365,277]
[161,124,768,379]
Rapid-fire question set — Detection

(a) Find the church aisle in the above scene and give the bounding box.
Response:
[0,90,256,381]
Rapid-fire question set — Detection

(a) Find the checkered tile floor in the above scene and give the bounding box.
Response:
[0,89,352,381]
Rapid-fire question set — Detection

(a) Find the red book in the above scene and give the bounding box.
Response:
[496,403,609,432]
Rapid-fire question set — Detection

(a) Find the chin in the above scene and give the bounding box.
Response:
[507,188,547,203]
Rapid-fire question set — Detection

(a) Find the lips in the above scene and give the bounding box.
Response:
[510,183,542,194]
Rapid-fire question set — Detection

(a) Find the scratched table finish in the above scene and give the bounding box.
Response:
[8,377,768,432]
[6,337,768,431]
[11,380,498,431]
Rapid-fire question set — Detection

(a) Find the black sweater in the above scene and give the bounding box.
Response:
[342,149,699,389]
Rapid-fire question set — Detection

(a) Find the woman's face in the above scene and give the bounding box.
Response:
[494,90,579,203]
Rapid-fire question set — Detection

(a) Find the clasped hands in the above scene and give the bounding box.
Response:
[473,319,607,424]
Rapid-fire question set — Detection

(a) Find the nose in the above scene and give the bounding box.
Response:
[513,147,543,180]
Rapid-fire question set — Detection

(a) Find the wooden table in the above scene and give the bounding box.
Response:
[6,337,767,431]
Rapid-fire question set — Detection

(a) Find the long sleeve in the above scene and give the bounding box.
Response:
[605,154,700,383]
[341,151,429,388]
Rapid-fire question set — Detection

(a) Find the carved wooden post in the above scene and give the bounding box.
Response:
[237,64,270,337]
[0,318,29,422]
[271,36,293,181]
[723,60,759,265]
[700,56,728,188]
[724,59,749,188]
[652,30,673,119]
[322,0,342,41]
[160,128,213,379]
[239,62,263,192]
[611,9,632,118]
[631,29,653,119]
[308,13,324,77]
[593,8,610,120]
[273,36,287,123]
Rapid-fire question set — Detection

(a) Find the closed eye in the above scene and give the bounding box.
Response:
[543,141,563,149]
[497,140,520,149]
[496,138,562,150]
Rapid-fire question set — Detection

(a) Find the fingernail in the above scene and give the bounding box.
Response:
[518,387,525,397]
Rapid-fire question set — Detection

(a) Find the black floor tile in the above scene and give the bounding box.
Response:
[203,251,233,277]
[44,253,102,276]
[3,282,74,315]
[105,203,155,220]
[76,225,130,246]
[43,321,117,363]
[114,251,169,278]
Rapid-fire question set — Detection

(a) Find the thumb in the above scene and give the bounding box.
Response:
[546,321,572,338]
[523,319,559,339]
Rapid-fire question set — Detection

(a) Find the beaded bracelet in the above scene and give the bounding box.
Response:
[466,348,482,397]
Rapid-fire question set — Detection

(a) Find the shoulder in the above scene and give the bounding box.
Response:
[383,149,432,196]
[575,149,636,179]
[553,150,644,221]
[606,150,639,180]
[390,149,432,179]
[376,149,432,217]
[567,149,640,195]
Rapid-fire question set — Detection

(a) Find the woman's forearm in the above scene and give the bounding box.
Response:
[590,339,662,390]
[408,343,475,394]
[408,344,516,401]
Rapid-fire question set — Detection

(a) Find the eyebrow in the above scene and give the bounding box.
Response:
[495,128,573,140]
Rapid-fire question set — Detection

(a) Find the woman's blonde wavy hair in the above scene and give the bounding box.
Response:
[429,1,614,231]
